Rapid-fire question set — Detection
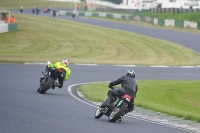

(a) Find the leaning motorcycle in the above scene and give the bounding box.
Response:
[94,87,132,122]
[72,13,75,18]
[37,62,63,94]
[52,11,56,17]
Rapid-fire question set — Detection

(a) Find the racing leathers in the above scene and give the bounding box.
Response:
[45,62,71,88]
[106,75,138,114]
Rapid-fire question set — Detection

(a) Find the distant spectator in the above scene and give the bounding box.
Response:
[3,15,8,23]
[10,16,16,23]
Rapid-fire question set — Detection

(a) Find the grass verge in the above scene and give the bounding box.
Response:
[0,13,200,65]
[78,81,200,122]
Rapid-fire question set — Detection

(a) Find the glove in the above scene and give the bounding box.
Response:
[108,84,113,89]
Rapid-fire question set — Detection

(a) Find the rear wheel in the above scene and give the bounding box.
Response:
[39,78,54,94]
[108,102,128,122]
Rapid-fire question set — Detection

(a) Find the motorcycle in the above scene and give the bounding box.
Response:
[20,9,23,13]
[72,13,75,18]
[32,9,35,14]
[36,8,40,15]
[52,11,56,17]
[94,87,132,122]
[44,8,51,13]
[37,62,63,94]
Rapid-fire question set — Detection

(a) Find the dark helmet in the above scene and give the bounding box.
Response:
[126,69,135,78]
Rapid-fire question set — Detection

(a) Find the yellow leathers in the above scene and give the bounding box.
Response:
[48,62,71,81]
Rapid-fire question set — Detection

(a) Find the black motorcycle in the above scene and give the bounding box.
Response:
[37,66,63,94]
[36,8,40,15]
[72,13,75,18]
[52,11,56,17]
[20,9,23,13]
[32,9,35,14]
[94,87,132,122]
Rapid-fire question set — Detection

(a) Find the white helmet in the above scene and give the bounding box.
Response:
[62,58,69,66]
[126,69,135,78]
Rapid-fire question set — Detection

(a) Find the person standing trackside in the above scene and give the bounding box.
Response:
[3,15,8,23]
[20,5,23,13]
[10,16,16,23]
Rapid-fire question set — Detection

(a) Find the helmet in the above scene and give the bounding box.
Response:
[126,69,135,78]
[62,58,69,66]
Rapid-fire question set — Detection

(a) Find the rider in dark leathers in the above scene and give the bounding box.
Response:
[105,69,138,120]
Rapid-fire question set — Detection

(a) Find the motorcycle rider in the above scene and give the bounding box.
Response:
[44,58,71,89]
[36,7,40,15]
[32,7,36,14]
[72,9,76,18]
[52,9,56,17]
[105,69,138,121]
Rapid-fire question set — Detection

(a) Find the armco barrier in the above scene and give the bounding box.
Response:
[139,16,146,22]
[106,14,113,18]
[113,14,121,19]
[175,20,184,28]
[165,19,175,27]
[8,23,18,32]
[198,22,200,29]
[92,12,98,17]
[58,11,199,29]
[184,21,198,29]
[0,23,8,33]
[145,16,152,23]
[0,22,18,34]
[158,18,165,26]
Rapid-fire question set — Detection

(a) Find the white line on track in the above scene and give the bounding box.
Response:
[68,82,200,133]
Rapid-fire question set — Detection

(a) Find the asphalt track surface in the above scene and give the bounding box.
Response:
[1,9,200,133]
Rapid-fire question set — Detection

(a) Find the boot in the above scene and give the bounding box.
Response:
[104,96,111,107]
[55,82,62,88]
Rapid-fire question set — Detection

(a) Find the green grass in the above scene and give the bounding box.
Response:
[0,0,77,10]
[0,1,200,65]
[78,81,200,122]
[1,0,200,122]
[0,13,200,65]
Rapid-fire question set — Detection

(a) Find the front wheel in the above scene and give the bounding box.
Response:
[108,101,128,122]
[94,107,104,119]
[39,78,54,94]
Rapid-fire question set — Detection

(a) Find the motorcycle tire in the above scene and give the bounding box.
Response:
[39,78,54,94]
[108,102,128,122]
[94,107,104,119]
[37,86,41,92]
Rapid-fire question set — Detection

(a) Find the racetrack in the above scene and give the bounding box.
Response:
[0,10,200,133]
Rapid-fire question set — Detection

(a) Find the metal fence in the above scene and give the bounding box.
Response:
[151,8,200,13]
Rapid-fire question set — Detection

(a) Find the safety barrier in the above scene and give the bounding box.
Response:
[58,11,200,29]
[0,22,18,33]
[0,23,8,33]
